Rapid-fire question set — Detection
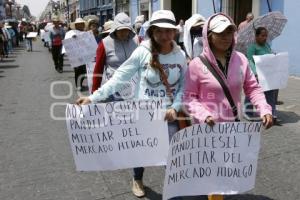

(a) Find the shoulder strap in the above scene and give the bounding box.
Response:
[199,55,240,122]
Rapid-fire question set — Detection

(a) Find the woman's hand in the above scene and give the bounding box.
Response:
[76,96,92,105]
[262,114,273,129]
[164,108,177,122]
[205,116,215,127]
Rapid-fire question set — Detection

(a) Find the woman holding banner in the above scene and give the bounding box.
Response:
[183,12,273,200]
[77,10,186,199]
[184,13,273,130]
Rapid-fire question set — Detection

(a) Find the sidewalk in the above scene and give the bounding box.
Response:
[0,40,299,200]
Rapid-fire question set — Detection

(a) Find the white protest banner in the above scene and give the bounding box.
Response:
[65,100,169,171]
[26,32,38,38]
[254,52,289,91]
[63,31,98,68]
[100,67,139,99]
[117,72,139,99]
[163,122,262,199]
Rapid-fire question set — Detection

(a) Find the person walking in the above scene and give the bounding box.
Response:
[184,13,273,128]
[91,12,139,94]
[238,12,254,32]
[87,19,101,44]
[183,14,273,198]
[25,23,34,51]
[176,19,184,50]
[246,27,281,125]
[68,18,88,91]
[49,16,65,73]
[0,28,5,61]
[76,10,187,199]
[183,14,206,61]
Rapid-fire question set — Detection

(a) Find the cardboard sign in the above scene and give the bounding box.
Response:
[163,122,262,199]
[66,100,169,171]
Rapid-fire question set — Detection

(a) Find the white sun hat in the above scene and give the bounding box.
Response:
[149,10,177,29]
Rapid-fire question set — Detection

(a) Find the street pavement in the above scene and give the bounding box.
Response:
[0,40,299,200]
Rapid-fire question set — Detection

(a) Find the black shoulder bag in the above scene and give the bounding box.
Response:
[199,55,240,122]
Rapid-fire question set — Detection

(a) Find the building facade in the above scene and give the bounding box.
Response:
[0,0,27,21]
[59,0,297,75]
[129,0,298,76]
[79,0,113,25]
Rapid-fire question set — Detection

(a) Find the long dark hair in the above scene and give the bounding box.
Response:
[147,26,164,75]
[255,27,268,36]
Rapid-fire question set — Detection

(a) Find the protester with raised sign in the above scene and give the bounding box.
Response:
[68,18,88,91]
[76,10,187,199]
[49,16,65,73]
[246,27,281,125]
[183,12,273,199]
[91,13,139,94]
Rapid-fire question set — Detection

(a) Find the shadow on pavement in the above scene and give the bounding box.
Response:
[0,75,5,78]
[277,110,300,124]
[224,194,274,200]
[0,59,15,63]
[144,186,162,200]
[0,65,19,69]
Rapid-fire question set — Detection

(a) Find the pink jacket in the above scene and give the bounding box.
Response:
[183,13,272,123]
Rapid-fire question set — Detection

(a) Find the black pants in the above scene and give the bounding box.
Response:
[19,32,24,42]
[51,45,64,70]
[74,65,87,88]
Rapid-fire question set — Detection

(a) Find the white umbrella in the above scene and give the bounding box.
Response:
[236,11,287,54]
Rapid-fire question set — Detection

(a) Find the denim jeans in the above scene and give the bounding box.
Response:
[244,97,259,120]
[264,89,277,117]
[26,38,32,51]
[133,121,183,200]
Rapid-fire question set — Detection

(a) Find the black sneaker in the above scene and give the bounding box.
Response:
[276,101,284,105]
[273,118,282,126]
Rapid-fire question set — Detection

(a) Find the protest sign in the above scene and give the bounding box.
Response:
[63,31,98,67]
[163,122,262,199]
[26,32,38,38]
[254,52,289,91]
[65,100,169,171]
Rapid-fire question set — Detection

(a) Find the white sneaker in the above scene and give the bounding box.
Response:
[132,179,145,197]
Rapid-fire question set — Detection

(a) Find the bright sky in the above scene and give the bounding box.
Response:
[16,0,50,17]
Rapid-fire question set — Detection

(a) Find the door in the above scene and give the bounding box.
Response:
[171,0,192,23]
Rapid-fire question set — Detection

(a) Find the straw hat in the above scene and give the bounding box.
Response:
[70,18,87,30]
[101,20,114,34]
